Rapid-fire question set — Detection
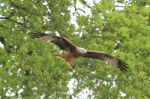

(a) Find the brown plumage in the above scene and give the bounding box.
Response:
[29,33,128,71]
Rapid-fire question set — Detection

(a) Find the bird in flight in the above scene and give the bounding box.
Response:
[29,33,128,71]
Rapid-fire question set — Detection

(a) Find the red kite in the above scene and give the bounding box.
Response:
[30,33,128,71]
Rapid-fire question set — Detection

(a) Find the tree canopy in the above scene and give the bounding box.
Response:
[0,0,150,98]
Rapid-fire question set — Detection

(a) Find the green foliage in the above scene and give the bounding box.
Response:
[0,0,150,98]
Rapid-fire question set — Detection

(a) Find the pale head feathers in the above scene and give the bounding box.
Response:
[76,47,87,54]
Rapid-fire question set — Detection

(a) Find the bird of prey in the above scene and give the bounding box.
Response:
[29,33,128,71]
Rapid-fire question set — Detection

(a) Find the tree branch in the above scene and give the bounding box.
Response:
[0,16,25,26]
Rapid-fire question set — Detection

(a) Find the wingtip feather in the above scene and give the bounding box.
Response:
[29,33,51,38]
[118,60,128,72]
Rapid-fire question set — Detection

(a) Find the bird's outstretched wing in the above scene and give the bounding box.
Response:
[83,50,128,71]
[29,33,77,51]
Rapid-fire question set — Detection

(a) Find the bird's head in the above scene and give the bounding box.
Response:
[77,47,87,55]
